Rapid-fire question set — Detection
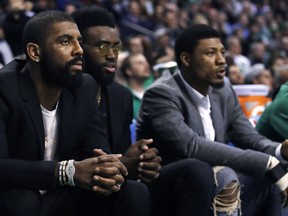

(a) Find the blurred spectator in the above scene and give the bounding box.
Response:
[31,0,55,13]
[273,64,288,94]
[226,35,251,76]
[121,53,151,119]
[1,0,34,56]
[249,41,270,65]
[123,34,145,55]
[0,26,13,65]
[253,14,273,45]
[121,34,153,87]
[119,0,154,39]
[231,12,250,41]
[278,36,288,58]
[150,27,174,65]
[63,2,78,14]
[226,64,245,85]
[245,63,274,97]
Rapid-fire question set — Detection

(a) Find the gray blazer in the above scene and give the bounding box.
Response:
[137,72,280,178]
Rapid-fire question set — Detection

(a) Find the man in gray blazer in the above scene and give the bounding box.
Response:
[137,24,288,215]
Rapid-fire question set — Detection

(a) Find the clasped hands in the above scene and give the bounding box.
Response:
[73,149,127,196]
[71,139,161,196]
[120,139,162,183]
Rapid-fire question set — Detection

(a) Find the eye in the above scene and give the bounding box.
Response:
[61,39,71,45]
[207,51,215,56]
[98,43,110,50]
[113,44,122,52]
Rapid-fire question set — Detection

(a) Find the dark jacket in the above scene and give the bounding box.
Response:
[0,59,109,191]
[101,82,133,154]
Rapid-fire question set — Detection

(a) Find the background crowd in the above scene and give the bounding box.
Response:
[0,0,288,120]
[1,1,288,215]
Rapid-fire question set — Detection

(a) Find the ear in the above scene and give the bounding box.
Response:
[180,52,190,67]
[26,43,41,63]
[125,68,133,77]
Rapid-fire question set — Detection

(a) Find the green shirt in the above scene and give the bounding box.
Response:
[256,83,288,142]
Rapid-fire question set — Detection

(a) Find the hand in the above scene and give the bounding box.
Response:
[138,147,162,183]
[121,139,161,183]
[280,139,288,161]
[281,188,288,208]
[93,148,128,177]
[73,150,128,196]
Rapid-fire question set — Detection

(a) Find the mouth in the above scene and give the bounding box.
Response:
[216,68,226,77]
[71,61,83,72]
[103,62,116,73]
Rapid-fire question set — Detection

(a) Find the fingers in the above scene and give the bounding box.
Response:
[134,139,153,151]
[92,185,112,196]
[94,166,124,178]
[138,161,161,183]
[96,154,123,163]
[95,155,128,176]
[138,169,160,183]
[140,149,161,161]
[93,149,107,157]
[92,175,124,194]
[281,189,288,207]
[92,184,121,196]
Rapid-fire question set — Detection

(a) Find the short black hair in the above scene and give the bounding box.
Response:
[22,10,76,56]
[174,24,221,67]
[72,6,115,39]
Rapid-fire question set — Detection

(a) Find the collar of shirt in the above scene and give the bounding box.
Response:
[178,71,211,111]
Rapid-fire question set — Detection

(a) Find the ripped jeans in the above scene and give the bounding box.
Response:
[210,166,282,216]
[211,166,240,216]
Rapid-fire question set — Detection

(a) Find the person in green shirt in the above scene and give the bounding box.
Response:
[121,53,152,119]
[256,82,288,142]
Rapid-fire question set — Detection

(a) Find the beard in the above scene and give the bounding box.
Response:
[40,54,83,89]
[84,54,115,86]
[211,80,225,89]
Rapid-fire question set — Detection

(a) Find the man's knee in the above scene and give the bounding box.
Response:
[116,180,151,216]
[213,166,241,215]
[0,188,40,216]
[123,180,149,197]
[166,158,214,182]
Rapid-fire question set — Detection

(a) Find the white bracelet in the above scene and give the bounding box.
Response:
[65,160,76,186]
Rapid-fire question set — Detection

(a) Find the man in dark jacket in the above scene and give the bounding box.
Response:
[0,10,150,216]
[73,6,215,216]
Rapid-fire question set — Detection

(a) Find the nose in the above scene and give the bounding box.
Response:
[216,52,226,65]
[107,47,117,57]
[73,41,83,57]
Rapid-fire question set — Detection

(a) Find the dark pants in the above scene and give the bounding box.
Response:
[239,173,282,216]
[0,180,150,216]
[148,158,214,216]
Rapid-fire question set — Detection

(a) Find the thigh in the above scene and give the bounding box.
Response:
[149,158,214,216]
[239,173,281,216]
[0,188,41,216]
[42,182,150,216]
[109,180,150,216]
[41,187,110,216]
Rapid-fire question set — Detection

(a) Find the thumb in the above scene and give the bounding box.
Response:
[134,139,153,151]
[93,149,107,156]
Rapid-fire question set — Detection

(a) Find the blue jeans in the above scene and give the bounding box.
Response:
[211,166,240,216]
[211,166,282,216]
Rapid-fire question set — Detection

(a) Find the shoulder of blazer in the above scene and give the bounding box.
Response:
[108,82,132,96]
[0,59,26,83]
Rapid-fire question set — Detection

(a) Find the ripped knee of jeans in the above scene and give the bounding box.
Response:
[212,166,241,216]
